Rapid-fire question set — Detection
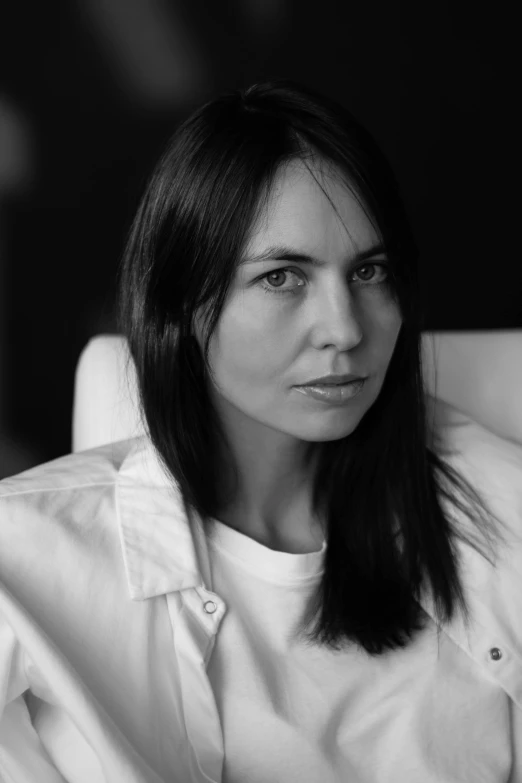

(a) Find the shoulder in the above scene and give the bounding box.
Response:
[0,438,135,501]
[438,406,522,642]
[0,438,138,570]
[426,404,522,701]
[431,398,522,608]
[431,398,522,536]
[0,439,146,697]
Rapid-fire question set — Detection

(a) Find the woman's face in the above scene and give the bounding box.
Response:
[195,159,402,448]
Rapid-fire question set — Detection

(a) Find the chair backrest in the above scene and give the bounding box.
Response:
[72,331,522,452]
[73,335,142,453]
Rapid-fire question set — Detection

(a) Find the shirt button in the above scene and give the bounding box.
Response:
[204,600,217,614]
[489,647,502,661]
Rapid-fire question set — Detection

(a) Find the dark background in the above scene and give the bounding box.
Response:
[0,0,519,478]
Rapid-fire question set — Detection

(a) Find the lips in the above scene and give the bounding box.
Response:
[294,378,366,403]
[301,378,364,387]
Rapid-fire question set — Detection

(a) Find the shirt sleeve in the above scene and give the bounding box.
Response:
[0,612,66,783]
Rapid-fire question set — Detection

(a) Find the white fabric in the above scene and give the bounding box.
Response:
[205,518,516,783]
[1,404,522,782]
[72,331,522,453]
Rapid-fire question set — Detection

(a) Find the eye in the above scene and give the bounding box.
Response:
[259,268,304,296]
[259,263,390,297]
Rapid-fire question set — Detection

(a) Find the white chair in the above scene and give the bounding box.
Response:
[72,335,143,452]
[72,331,522,453]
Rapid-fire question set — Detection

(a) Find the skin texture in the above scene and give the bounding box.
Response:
[194,158,402,553]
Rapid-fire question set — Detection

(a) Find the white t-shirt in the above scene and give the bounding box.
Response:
[206,517,516,783]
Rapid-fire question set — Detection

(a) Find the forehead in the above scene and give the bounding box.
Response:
[245,159,379,255]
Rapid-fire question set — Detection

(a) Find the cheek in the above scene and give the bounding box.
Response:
[219,311,289,373]
[210,322,270,389]
[378,302,402,342]
[367,309,402,372]
[381,314,403,367]
[391,311,403,345]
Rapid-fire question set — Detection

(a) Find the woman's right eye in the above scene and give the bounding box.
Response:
[259,268,304,297]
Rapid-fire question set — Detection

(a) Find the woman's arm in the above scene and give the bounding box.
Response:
[0,608,65,782]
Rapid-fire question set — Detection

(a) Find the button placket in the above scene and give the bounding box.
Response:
[194,586,225,632]
[167,591,224,782]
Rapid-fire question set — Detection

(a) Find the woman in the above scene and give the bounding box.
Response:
[1,80,521,782]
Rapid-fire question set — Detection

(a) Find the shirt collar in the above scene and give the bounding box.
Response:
[115,436,208,600]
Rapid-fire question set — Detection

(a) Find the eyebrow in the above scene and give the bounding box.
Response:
[239,242,388,267]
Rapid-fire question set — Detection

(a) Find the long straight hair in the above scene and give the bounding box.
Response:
[118,80,508,656]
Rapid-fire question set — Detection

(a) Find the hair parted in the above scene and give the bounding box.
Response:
[118,79,508,656]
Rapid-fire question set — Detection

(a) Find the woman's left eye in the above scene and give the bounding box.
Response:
[259,264,389,297]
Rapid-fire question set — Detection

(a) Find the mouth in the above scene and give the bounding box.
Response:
[294,378,366,404]
[312,381,351,386]
[299,378,365,388]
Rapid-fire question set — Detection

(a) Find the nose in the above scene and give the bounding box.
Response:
[312,285,364,350]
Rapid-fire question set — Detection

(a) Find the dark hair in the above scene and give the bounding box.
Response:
[118,79,508,656]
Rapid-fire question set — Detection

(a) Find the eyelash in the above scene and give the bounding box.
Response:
[259,263,390,297]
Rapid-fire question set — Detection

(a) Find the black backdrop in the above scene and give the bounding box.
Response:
[0,0,519,475]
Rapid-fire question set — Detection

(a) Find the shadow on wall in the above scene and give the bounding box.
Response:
[0,0,290,479]
[0,95,42,478]
[0,1,207,479]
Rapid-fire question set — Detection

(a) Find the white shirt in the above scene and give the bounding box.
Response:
[0,406,521,782]
[205,516,518,782]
